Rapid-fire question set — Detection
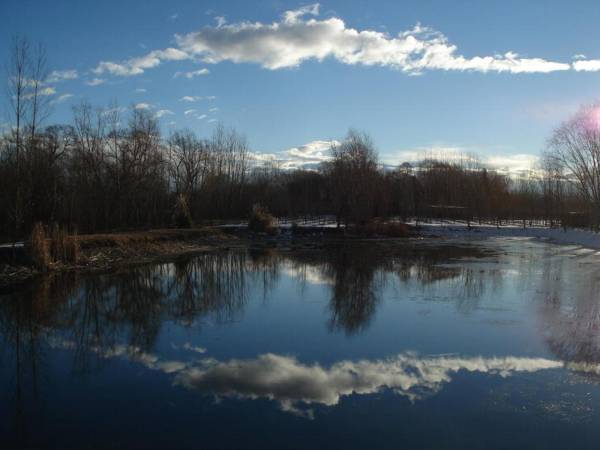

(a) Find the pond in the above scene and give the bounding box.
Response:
[1,237,600,449]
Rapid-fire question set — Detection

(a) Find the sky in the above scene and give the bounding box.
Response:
[2,0,600,172]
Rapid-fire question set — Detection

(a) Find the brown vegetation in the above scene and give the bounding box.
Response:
[49,223,80,264]
[28,222,51,269]
[27,222,80,270]
[247,204,277,234]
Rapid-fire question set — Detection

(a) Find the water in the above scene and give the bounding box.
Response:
[2,237,600,449]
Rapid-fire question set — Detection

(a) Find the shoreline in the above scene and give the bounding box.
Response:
[2,222,599,288]
[0,226,416,287]
[0,228,242,287]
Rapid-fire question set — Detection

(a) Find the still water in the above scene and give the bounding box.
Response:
[2,237,600,449]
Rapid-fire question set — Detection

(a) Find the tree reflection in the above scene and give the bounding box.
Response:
[537,251,600,366]
[0,243,496,444]
[168,252,251,325]
[0,274,78,448]
[283,243,490,334]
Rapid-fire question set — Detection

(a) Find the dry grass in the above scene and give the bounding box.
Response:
[50,223,80,264]
[247,204,277,235]
[74,227,224,249]
[28,223,81,269]
[29,223,51,270]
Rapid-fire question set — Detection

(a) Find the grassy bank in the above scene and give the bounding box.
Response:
[0,227,240,286]
[0,221,416,287]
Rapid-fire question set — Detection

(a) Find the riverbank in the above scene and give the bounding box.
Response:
[0,228,243,286]
[0,224,417,286]
[4,221,598,287]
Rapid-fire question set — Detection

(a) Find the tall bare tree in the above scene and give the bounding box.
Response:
[548,103,600,228]
[326,130,379,225]
[5,36,30,234]
[26,42,50,146]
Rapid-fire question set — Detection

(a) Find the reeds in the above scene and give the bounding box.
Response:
[28,222,80,270]
[29,222,51,270]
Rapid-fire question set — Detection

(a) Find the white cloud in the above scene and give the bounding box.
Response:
[253,140,538,174]
[135,88,147,93]
[155,109,174,118]
[207,118,218,123]
[182,343,207,354]
[47,69,79,83]
[284,139,335,161]
[386,145,539,174]
[174,4,570,74]
[197,114,207,120]
[252,139,337,170]
[24,86,56,99]
[179,95,216,102]
[486,154,540,174]
[85,78,106,86]
[50,93,74,105]
[135,102,152,110]
[93,47,189,77]
[573,59,600,72]
[174,68,210,78]
[39,86,56,96]
[215,16,227,27]
[209,107,218,112]
[184,109,196,115]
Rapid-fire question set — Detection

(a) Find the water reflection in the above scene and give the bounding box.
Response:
[537,248,600,366]
[174,352,562,418]
[0,243,486,353]
[5,241,600,447]
[284,243,492,333]
[45,336,564,419]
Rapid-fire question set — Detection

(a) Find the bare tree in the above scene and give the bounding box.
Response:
[5,36,30,234]
[6,35,29,163]
[538,151,564,227]
[548,103,600,228]
[26,42,50,145]
[326,129,379,225]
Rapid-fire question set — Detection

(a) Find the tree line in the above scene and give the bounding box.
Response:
[1,36,598,239]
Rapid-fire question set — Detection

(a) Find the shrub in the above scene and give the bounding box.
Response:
[29,222,51,270]
[248,204,277,234]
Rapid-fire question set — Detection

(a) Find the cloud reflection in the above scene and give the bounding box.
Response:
[174,352,561,417]
[47,336,573,418]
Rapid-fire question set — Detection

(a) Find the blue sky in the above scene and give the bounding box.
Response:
[2,0,600,171]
